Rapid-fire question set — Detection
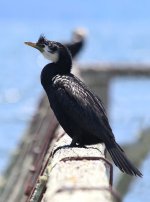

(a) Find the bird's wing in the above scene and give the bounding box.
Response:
[53,74,114,140]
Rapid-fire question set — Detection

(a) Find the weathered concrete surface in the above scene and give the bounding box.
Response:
[40,127,112,202]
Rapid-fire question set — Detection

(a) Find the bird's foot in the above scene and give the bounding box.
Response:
[70,143,88,148]
[70,137,87,148]
[52,145,71,156]
[52,142,88,157]
[86,146,102,154]
[70,140,87,148]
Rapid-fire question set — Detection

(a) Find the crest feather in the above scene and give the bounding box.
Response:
[37,34,46,44]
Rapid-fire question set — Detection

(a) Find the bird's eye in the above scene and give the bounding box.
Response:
[44,41,49,46]
[49,45,57,52]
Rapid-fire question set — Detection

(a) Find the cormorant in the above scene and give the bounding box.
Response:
[25,36,142,177]
[64,28,86,58]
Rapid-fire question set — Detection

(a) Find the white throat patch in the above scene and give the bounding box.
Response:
[42,46,59,63]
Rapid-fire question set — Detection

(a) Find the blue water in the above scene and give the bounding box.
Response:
[0,0,150,201]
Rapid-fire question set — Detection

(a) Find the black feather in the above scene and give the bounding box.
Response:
[106,141,142,176]
[39,40,142,177]
[37,34,46,44]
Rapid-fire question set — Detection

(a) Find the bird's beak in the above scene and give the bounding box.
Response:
[24,42,44,52]
[24,42,37,48]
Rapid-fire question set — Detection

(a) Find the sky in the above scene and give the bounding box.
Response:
[0,0,150,22]
[1,0,150,64]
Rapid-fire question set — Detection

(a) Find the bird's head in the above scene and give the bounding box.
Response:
[25,35,61,63]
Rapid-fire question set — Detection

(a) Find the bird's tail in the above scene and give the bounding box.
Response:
[106,140,142,177]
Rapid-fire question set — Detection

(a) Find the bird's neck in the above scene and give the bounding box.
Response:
[41,46,72,89]
[57,47,72,74]
[41,61,71,89]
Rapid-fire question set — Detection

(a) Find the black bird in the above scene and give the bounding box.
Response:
[25,36,142,177]
[64,28,86,58]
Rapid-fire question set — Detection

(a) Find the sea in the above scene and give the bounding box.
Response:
[0,1,150,201]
